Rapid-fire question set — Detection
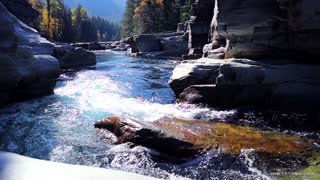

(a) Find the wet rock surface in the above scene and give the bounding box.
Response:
[95,116,314,160]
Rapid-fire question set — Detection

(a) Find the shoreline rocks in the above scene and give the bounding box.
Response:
[169,58,320,111]
[123,32,188,60]
[54,44,96,69]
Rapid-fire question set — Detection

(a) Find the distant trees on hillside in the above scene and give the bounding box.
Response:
[121,0,191,38]
[29,0,120,42]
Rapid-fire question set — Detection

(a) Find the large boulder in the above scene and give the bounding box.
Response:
[88,42,105,51]
[160,34,189,55]
[0,2,60,105]
[0,2,55,55]
[134,34,161,52]
[57,47,96,69]
[170,58,320,111]
[169,59,221,96]
[122,36,139,53]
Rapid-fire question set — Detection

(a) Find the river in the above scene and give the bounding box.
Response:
[0,51,318,179]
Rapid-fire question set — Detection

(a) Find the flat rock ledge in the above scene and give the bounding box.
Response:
[169,58,320,111]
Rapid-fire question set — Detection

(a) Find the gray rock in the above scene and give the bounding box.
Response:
[54,44,74,58]
[134,34,161,52]
[122,36,139,53]
[0,2,61,105]
[161,34,188,53]
[58,47,96,69]
[171,58,320,111]
[71,43,89,50]
[212,0,320,59]
[88,42,105,50]
[0,54,21,90]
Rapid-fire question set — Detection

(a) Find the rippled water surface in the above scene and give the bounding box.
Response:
[0,51,319,179]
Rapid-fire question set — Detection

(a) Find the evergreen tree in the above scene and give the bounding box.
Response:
[121,0,190,38]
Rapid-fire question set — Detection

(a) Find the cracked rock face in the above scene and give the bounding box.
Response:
[190,0,320,60]
[216,0,320,59]
[169,58,320,111]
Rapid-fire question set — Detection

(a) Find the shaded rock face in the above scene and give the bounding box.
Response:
[95,116,314,160]
[203,0,320,59]
[129,32,188,59]
[187,0,214,51]
[122,37,139,53]
[186,0,320,60]
[169,58,320,111]
[54,44,96,69]
[55,47,96,69]
[88,42,105,51]
[0,0,39,27]
[134,35,162,52]
[0,2,60,105]
[124,32,189,59]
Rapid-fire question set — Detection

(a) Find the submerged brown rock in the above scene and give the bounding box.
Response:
[95,116,312,159]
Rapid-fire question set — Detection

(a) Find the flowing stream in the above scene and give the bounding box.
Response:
[0,51,318,179]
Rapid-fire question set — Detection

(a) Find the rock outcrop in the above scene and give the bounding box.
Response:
[54,44,96,69]
[169,58,320,111]
[95,116,314,160]
[0,2,60,105]
[124,32,189,59]
[187,0,320,60]
[169,0,320,111]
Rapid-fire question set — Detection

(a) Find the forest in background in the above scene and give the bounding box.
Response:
[29,0,120,42]
[121,0,191,38]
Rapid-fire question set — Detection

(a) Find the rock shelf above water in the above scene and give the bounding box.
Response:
[169,58,320,111]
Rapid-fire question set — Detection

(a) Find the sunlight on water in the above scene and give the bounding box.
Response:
[0,51,239,179]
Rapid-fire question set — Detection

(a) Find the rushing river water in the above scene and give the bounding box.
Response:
[0,51,319,179]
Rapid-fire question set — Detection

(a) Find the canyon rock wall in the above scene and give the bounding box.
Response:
[171,0,320,111]
[188,0,320,60]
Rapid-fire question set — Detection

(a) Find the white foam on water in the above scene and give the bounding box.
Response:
[240,149,271,180]
[54,70,236,122]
